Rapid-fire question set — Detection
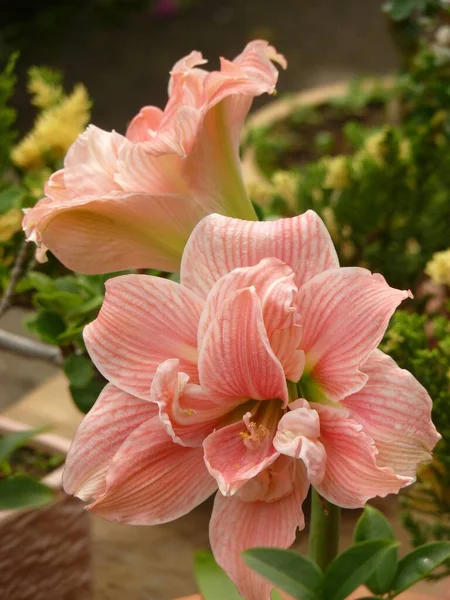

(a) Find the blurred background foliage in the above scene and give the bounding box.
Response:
[0,0,449,565]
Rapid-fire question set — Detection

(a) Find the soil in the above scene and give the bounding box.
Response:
[0,438,64,480]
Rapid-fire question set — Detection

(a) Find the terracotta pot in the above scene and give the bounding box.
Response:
[241,78,393,195]
[0,416,92,600]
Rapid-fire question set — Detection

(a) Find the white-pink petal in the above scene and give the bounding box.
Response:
[313,403,412,508]
[198,287,288,403]
[297,267,411,401]
[89,416,217,525]
[343,349,440,478]
[151,358,239,447]
[84,275,203,400]
[274,399,326,486]
[210,457,308,600]
[63,383,157,502]
[181,211,339,299]
[203,414,279,495]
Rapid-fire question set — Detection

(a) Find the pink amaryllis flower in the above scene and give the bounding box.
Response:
[23,41,286,273]
[63,211,440,600]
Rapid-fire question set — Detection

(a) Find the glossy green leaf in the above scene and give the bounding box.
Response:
[64,354,94,388]
[69,377,105,414]
[322,539,398,600]
[391,542,450,595]
[194,551,242,600]
[0,474,55,509]
[353,505,398,594]
[0,427,45,463]
[243,547,323,600]
[26,310,66,344]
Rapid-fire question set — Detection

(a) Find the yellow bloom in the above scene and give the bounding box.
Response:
[364,130,388,166]
[272,170,299,209]
[323,156,349,189]
[425,248,450,286]
[28,77,63,109]
[12,84,91,170]
[0,208,23,243]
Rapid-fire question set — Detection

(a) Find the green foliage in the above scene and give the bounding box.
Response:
[242,506,450,600]
[194,551,243,600]
[243,548,323,600]
[381,311,450,576]
[0,427,45,465]
[0,52,18,174]
[0,474,54,509]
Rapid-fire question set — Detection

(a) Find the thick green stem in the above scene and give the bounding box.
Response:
[308,488,341,571]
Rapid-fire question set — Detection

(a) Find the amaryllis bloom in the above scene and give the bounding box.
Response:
[63,211,440,600]
[22,41,286,274]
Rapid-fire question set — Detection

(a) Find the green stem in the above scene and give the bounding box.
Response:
[308,488,341,571]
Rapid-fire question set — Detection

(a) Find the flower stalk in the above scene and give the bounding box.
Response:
[308,488,341,571]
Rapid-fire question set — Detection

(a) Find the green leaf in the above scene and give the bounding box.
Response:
[322,539,398,600]
[194,551,242,600]
[0,185,25,215]
[0,474,55,509]
[0,427,45,463]
[27,310,66,344]
[33,291,84,312]
[353,506,398,595]
[64,354,94,388]
[16,272,54,294]
[243,548,323,600]
[391,542,450,595]
[271,591,284,600]
[69,378,106,414]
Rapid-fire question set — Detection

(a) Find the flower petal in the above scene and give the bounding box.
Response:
[274,399,326,486]
[198,257,304,381]
[198,286,288,403]
[210,457,308,600]
[181,211,339,299]
[31,190,205,273]
[126,106,164,143]
[297,267,411,401]
[343,349,440,478]
[84,275,203,399]
[63,383,157,502]
[88,416,217,524]
[203,414,280,495]
[313,403,412,508]
[151,358,239,447]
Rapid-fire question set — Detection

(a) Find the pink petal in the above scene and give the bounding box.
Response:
[84,275,203,400]
[126,106,164,143]
[210,457,308,600]
[198,257,304,381]
[274,399,327,486]
[313,403,412,508]
[297,268,411,401]
[198,287,288,403]
[203,413,280,495]
[30,190,205,274]
[343,349,440,478]
[63,125,126,196]
[89,416,217,524]
[63,383,157,502]
[181,211,339,299]
[151,358,239,447]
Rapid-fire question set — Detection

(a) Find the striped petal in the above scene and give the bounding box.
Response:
[313,404,411,508]
[89,416,217,525]
[84,275,203,400]
[181,211,339,299]
[198,287,288,403]
[210,457,308,600]
[151,358,239,447]
[343,349,440,478]
[297,267,411,401]
[203,414,280,495]
[63,383,157,502]
[198,257,304,381]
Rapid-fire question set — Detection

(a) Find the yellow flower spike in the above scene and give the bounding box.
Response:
[323,155,349,189]
[425,248,450,286]
[0,208,23,242]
